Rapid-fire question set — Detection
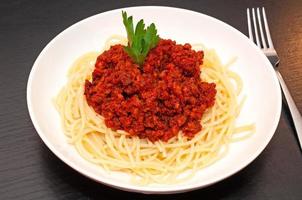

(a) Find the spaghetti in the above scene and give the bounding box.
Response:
[54,36,255,184]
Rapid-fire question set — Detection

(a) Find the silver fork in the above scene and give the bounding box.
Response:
[247,7,302,150]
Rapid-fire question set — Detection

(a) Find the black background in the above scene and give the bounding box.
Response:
[1,0,302,199]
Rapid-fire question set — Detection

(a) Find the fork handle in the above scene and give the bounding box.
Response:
[276,70,302,150]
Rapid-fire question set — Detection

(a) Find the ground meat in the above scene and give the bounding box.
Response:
[84,39,216,142]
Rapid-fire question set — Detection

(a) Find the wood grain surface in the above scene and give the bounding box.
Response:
[0,0,302,199]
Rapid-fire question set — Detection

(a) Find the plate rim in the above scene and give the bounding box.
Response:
[27,6,282,194]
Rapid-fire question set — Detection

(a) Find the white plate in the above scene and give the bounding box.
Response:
[27,6,281,194]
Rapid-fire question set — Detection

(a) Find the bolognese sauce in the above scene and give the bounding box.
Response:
[84,39,216,142]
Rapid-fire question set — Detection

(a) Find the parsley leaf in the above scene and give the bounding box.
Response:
[122,11,159,65]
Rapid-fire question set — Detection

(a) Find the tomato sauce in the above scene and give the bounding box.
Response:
[85,39,216,142]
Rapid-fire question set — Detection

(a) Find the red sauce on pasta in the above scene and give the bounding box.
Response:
[84,39,216,142]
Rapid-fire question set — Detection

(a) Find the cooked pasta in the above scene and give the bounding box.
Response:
[54,36,255,184]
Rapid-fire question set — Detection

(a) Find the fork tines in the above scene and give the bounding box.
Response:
[247,7,274,49]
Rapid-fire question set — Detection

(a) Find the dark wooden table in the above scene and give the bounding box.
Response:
[1,0,302,199]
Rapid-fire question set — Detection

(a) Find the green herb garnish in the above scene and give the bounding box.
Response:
[122,11,160,65]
